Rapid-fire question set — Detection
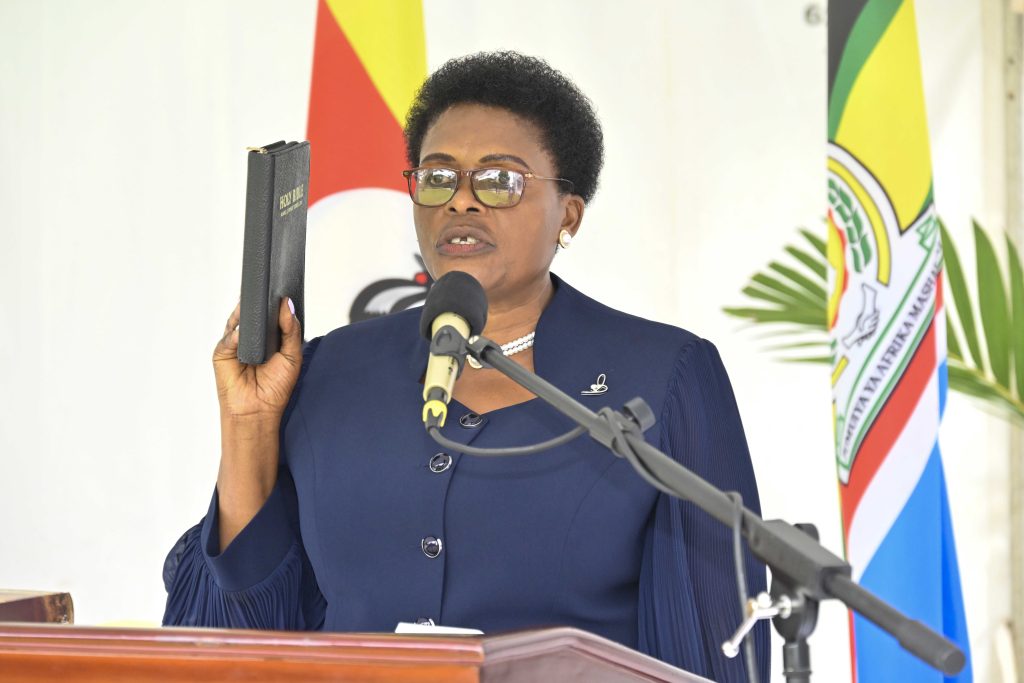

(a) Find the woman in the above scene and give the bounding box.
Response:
[164,52,769,681]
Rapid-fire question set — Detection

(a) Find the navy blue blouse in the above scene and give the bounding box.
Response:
[163,275,769,681]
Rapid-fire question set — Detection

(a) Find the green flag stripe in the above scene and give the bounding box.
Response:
[913,183,935,226]
[827,0,871,97]
[827,0,904,139]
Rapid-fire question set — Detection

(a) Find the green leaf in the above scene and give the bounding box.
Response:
[751,273,823,310]
[741,285,804,308]
[763,339,831,352]
[973,220,1011,388]
[723,227,830,358]
[726,218,1024,430]
[940,219,984,370]
[785,245,828,280]
[799,228,827,257]
[722,307,826,326]
[947,364,1000,402]
[1008,233,1024,397]
[948,361,1024,426]
[778,355,832,364]
[945,311,963,362]
[750,325,830,340]
[768,261,828,301]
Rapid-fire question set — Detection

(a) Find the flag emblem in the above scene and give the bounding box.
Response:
[303,0,427,338]
[827,0,971,679]
[828,143,942,485]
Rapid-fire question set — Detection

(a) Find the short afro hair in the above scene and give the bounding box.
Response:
[404,51,604,204]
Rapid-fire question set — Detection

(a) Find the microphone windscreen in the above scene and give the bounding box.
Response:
[419,271,488,340]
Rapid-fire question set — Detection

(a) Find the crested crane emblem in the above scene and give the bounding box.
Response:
[348,255,433,323]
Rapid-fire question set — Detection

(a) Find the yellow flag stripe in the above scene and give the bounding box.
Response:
[827,0,902,139]
[325,0,427,126]
[833,0,932,231]
[832,355,850,387]
[827,212,846,328]
[828,157,892,285]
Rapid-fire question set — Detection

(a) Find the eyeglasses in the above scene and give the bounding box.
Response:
[402,167,574,208]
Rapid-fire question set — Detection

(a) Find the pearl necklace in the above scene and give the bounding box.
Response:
[500,331,536,356]
[467,331,535,369]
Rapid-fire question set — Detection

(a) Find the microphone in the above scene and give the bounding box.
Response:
[419,271,488,428]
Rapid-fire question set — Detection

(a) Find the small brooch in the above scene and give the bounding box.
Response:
[581,373,608,396]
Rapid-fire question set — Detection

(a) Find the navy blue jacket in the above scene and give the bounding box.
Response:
[163,275,769,681]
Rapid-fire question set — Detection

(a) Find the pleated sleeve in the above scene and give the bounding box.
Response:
[162,338,326,631]
[637,337,770,682]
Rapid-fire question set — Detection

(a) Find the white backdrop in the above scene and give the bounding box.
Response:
[0,2,1008,681]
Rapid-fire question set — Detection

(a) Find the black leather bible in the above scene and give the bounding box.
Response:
[238,140,310,364]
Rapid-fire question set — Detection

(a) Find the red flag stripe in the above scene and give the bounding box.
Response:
[306,0,409,205]
[839,318,937,534]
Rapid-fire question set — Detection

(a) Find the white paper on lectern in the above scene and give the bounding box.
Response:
[394,621,484,635]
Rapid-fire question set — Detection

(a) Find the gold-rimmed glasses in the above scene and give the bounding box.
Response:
[402,167,574,208]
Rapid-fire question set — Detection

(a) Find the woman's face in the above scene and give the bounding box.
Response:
[412,104,583,302]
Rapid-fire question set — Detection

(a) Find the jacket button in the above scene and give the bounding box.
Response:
[459,412,484,428]
[421,536,443,558]
[429,453,452,473]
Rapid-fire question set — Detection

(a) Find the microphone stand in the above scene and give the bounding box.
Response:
[427,329,966,682]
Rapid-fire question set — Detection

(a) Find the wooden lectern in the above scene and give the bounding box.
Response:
[0,621,710,682]
[0,591,73,624]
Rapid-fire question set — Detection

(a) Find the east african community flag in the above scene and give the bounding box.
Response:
[304,0,430,338]
[827,0,971,680]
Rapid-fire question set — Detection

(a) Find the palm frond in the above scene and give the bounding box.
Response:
[723,229,828,361]
[947,361,1024,427]
[972,220,1011,389]
[945,311,963,361]
[940,221,1024,424]
[799,228,827,257]
[722,307,825,326]
[768,261,828,301]
[723,231,827,329]
[725,220,1024,427]
[940,219,985,369]
[778,355,832,364]
[1007,233,1024,397]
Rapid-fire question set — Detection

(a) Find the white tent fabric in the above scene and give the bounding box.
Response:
[0,2,1006,680]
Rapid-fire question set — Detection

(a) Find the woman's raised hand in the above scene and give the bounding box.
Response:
[213,298,304,423]
[212,297,303,551]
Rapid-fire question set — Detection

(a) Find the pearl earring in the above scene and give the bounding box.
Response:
[558,229,573,249]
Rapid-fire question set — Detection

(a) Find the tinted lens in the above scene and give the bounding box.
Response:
[411,168,457,206]
[472,168,525,207]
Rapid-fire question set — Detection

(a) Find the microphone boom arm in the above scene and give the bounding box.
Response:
[453,333,966,680]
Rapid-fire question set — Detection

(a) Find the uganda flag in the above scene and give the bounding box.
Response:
[303,0,429,338]
[827,1,971,680]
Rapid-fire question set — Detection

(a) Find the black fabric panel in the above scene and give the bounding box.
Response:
[829,0,872,97]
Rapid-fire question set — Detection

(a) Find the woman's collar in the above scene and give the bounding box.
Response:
[407,272,581,379]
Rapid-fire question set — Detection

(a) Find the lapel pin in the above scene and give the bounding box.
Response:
[581,373,608,396]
